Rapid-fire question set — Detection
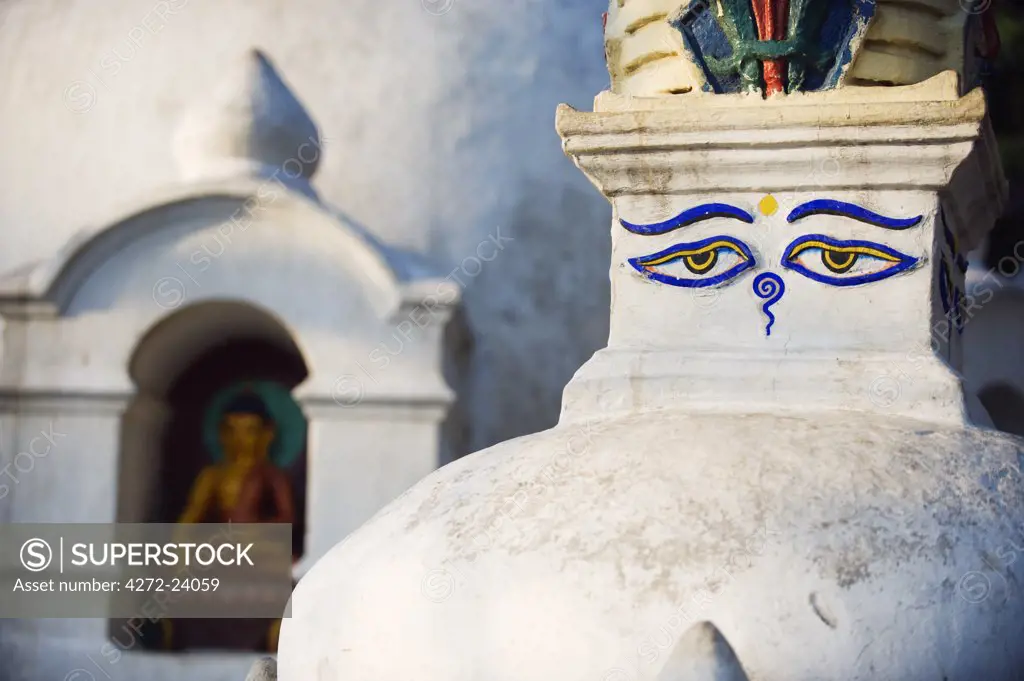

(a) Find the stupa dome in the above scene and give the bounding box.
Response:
[172,49,321,184]
[278,2,1021,676]
[282,412,1024,680]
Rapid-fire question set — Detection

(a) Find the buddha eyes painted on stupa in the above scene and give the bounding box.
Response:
[779,199,923,287]
[780,236,918,286]
[622,196,926,335]
[627,236,755,288]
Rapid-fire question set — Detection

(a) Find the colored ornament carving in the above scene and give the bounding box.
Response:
[668,0,876,94]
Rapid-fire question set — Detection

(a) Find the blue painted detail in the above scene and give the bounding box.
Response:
[962,13,994,91]
[752,272,785,336]
[939,206,967,333]
[781,234,920,287]
[667,0,876,93]
[786,199,923,229]
[953,286,965,331]
[938,262,952,316]
[945,221,969,274]
[628,236,755,288]
[819,0,876,90]
[620,203,755,235]
[204,381,307,468]
[669,0,739,94]
[964,14,977,90]
[943,225,957,251]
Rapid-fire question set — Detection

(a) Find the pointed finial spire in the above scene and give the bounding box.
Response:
[655,621,751,681]
[173,49,322,186]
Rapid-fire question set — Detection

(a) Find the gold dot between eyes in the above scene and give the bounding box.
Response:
[758,194,779,216]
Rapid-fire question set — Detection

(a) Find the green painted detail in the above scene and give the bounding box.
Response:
[202,380,307,468]
[675,0,876,94]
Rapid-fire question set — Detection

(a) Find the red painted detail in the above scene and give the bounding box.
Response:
[602,11,609,30]
[980,10,1001,60]
[762,61,784,95]
[750,0,789,95]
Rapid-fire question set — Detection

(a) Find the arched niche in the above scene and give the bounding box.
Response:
[119,297,310,524]
[0,177,461,670]
[0,178,462,569]
[115,299,309,652]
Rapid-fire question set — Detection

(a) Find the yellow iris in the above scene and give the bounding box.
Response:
[639,240,745,274]
[789,240,898,274]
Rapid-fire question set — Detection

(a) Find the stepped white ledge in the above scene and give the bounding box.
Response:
[556,74,1003,246]
[560,348,967,425]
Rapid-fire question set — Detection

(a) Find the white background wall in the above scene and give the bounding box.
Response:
[0,0,613,451]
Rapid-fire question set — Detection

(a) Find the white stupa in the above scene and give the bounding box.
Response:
[278,2,1023,679]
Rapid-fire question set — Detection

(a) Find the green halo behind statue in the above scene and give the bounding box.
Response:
[203,381,307,468]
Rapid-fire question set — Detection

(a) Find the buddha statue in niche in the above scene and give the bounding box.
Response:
[167,390,295,652]
[179,391,295,525]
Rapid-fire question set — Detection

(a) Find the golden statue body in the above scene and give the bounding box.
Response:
[179,392,295,525]
[172,391,295,652]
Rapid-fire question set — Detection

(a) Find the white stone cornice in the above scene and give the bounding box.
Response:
[0,390,131,415]
[562,141,977,194]
[556,73,1007,246]
[556,84,989,196]
[295,396,451,423]
[0,177,461,321]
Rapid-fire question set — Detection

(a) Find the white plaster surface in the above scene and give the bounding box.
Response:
[0,159,458,681]
[0,5,613,675]
[281,74,1021,679]
[282,411,1024,681]
[0,0,613,452]
[173,49,321,184]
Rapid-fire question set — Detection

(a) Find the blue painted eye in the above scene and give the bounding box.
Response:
[628,236,755,288]
[781,234,919,287]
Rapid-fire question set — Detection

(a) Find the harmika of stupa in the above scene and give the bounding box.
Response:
[278,0,1022,679]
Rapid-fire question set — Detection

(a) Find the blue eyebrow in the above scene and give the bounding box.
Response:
[620,203,754,235]
[787,199,922,229]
